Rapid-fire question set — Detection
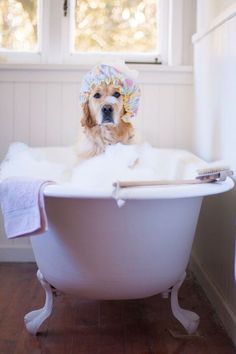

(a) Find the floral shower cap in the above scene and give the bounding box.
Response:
[80,64,141,123]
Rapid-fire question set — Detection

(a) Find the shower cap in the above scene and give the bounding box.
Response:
[80,63,141,123]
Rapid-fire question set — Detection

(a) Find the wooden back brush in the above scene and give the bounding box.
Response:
[113,167,233,189]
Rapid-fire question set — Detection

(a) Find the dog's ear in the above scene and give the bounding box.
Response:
[81,101,95,128]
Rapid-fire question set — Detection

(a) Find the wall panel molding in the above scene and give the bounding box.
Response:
[0,66,193,85]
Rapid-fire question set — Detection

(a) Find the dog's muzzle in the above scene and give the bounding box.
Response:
[101,104,114,124]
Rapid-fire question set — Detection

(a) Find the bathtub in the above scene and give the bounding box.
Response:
[3,146,233,335]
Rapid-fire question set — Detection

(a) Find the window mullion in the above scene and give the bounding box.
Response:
[158,0,169,65]
[61,0,74,63]
[168,0,184,66]
[42,0,64,63]
[40,0,49,63]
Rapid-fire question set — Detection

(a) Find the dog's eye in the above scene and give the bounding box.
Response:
[93,92,101,99]
[113,91,121,98]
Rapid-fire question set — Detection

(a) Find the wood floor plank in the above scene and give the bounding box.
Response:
[0,263,235,354]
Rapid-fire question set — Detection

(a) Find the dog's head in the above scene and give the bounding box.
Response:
[81,83,124,128]
[80,64,140,129]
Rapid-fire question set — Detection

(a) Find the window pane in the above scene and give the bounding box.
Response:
[74,0,158,53]
[0,0,38,51]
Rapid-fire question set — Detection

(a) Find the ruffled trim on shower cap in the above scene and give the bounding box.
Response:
[80,64,141,123]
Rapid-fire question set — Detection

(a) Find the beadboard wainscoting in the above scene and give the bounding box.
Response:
[192,2,236,345]
[0,65,193,261]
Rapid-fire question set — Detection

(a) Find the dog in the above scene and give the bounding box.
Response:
[80,82,135,156]
[78,64,141,158]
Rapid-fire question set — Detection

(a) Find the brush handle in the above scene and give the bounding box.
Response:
[113,178,215,188]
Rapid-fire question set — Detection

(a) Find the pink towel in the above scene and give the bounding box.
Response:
[0,177,53,239]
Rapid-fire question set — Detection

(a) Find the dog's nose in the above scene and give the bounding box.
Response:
[102,104,113,115]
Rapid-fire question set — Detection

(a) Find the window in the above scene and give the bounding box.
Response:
[73,0,158,54]
[0,0,185,66]
[0,0,39,52]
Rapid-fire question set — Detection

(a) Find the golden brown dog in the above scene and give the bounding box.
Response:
[80,82,135,157]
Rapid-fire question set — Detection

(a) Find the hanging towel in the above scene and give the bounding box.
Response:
[0,177,53,239]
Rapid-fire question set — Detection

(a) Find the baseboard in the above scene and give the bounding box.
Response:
[190,253,236,346]
[0,244,35,262]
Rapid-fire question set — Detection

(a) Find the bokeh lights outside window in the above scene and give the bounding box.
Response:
[74,0,158,53]
[0,0,38,51]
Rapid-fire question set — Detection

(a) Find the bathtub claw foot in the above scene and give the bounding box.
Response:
[171,272,200,334]
[24,270,53,335]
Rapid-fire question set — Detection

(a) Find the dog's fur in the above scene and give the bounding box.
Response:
[80,83,135,157]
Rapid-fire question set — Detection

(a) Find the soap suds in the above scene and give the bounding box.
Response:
[0,142,207,193]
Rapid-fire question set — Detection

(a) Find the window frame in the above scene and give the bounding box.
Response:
[62,0,164,65]
[0,0,184,66]
[0,0,45,63]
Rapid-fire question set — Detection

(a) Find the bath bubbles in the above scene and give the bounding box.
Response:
[0,142,206,194]
[0,142,68,183]
[71,143,158,192]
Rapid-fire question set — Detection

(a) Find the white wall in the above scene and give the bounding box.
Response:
[214,0,236,15]
[0,65,194,261]
[192,1,236,345]
[197,0,236,31]
[167,0,196,65]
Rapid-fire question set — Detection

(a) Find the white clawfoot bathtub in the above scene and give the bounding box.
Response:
[24,151,233,335]
[1,145,233,335]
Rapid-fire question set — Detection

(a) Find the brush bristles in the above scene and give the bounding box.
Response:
[197,166,230,176]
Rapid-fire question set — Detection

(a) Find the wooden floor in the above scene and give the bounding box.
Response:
[0,263,235,354]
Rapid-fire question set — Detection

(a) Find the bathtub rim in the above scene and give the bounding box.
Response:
[43,177,234,200]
